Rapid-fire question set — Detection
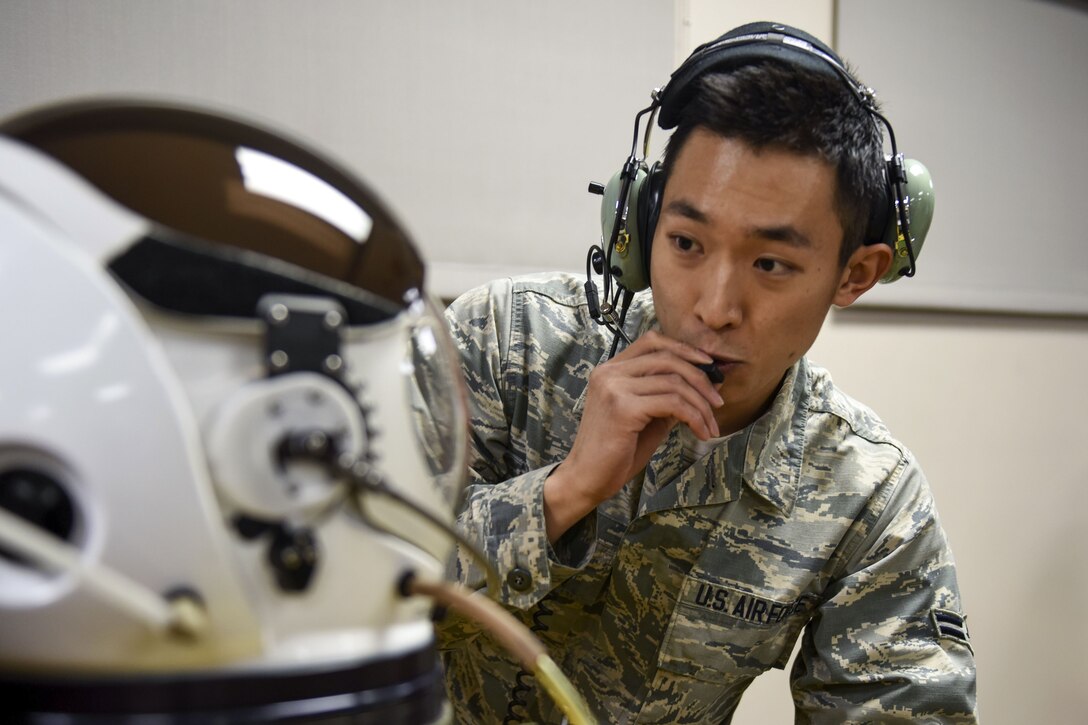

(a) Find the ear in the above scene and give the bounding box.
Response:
[832,243,893,308]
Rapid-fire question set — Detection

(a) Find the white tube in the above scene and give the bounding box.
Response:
[0,505,178,631]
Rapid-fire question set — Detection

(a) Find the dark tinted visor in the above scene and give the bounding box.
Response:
[0,100,423,318]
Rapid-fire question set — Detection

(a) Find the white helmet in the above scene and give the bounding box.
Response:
[0,99,467,723]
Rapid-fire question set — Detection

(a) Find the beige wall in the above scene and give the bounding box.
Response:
[679,2,1088,723]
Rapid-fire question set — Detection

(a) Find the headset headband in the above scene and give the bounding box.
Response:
[657,22,877,128]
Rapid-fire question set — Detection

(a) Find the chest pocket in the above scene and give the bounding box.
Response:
[658,574,817,682]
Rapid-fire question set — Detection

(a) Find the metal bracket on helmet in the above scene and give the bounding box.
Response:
[258,294,349,382]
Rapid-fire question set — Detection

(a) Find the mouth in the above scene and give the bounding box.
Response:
[698,351,742,381]
[700,350,741,368]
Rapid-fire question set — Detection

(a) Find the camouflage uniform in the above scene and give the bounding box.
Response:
[437,273,977,724]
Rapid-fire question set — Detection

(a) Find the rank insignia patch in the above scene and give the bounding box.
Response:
[931,608,972,651]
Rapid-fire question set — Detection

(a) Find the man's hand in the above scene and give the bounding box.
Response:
[543,331,723,542]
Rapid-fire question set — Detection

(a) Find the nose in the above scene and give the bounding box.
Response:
[692,262,743,331]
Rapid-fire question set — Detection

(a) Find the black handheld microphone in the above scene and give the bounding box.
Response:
[695,361,724,384]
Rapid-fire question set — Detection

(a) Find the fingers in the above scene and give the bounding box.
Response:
[615,335,722,425]
[593,332,723,439]
[559,330,725,510]
[602,371,721,440]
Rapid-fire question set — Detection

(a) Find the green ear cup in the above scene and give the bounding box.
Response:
[599,165,650,292]
[880,158,934,284]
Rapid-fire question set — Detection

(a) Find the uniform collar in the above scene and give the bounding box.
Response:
[639,359,809,518]
[739,358,808,515]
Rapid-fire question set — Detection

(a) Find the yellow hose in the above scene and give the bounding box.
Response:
[404,574,596,725]
[533,653,596,725]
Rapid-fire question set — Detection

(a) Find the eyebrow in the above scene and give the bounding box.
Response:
[663,199,814,249]
[663,199,710,224]
[753,225,813,249]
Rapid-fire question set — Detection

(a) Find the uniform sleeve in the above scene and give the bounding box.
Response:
[790,457,978,723]
[440,279,595,616]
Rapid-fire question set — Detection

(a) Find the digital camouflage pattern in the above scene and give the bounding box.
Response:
[436,273,976,724]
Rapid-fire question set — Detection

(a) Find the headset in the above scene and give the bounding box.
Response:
[585,21,935,343]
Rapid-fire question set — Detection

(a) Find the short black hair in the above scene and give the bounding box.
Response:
[661,61,885,265]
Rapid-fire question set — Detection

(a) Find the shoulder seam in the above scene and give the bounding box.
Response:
[825,449,918,591]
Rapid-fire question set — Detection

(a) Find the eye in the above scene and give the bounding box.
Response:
[672,235,697,252]
[754,257,794,274]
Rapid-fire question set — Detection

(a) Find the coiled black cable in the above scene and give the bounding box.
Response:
[502,598,556,724]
